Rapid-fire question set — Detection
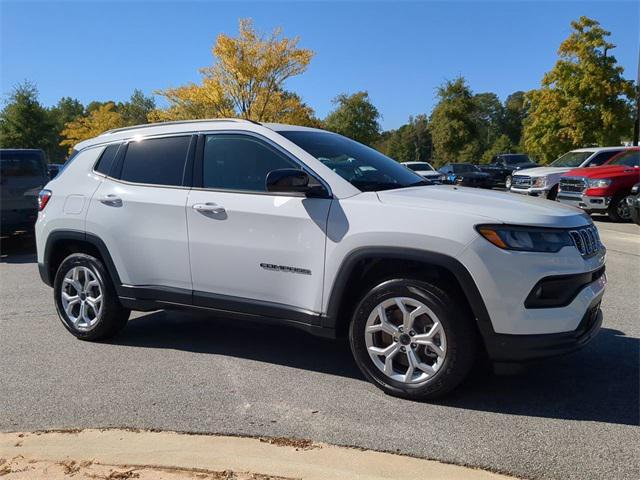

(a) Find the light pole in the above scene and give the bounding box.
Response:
[634,47,640,146]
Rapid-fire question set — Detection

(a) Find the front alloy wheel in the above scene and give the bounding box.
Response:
[365,297,447,384]
[505,175,513,190]
[349,279,477,400]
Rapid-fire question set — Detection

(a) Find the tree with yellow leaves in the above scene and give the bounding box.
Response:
[151,19,319,126]
[60,103,124,153]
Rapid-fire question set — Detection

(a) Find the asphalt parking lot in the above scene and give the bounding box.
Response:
[1,218,638,480]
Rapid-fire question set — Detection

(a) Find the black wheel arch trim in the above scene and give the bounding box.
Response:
[323,247,495,339]
[40,230,123,291]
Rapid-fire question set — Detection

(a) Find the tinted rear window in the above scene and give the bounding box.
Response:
[120,136,191,186]
[0,151,46,177]
[95,143,120,176]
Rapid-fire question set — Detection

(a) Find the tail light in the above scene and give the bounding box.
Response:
[38,189,52,211]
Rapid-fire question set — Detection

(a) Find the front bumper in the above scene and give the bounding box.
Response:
[557,192,610,212]
[483,299,603,362]
[510,186,550,197]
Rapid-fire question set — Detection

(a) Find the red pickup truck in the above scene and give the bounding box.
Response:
[557,148,640,222]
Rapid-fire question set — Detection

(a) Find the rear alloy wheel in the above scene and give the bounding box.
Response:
[607,194,633,222]
[54,253,130,341]
[349,279,476,400]
[505,175,513,190]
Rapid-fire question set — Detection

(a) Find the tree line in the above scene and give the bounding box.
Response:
[1,16,636,165]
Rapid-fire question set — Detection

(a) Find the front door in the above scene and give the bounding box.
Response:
[186,133,331,318]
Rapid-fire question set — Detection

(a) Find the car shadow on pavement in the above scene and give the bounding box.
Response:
[440,327,639,426]
[114,311,639,427]
[0,232,37,263]
[116,310,364,380]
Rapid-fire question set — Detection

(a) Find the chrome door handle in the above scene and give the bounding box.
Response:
[192,202,226,214]
[97,194,122,207]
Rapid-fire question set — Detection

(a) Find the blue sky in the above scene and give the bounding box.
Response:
[1,1,638,130]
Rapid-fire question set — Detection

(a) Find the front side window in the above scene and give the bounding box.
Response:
[452,164,478,173]
[278,130,426,192]
[120,136,191,186]
[587,150,623,167]
[202,134,298,191]
[609,150,640,167]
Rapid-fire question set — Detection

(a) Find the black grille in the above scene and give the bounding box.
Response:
[569,225,602,257]
[512,175,532,188]
[559,177,586,193]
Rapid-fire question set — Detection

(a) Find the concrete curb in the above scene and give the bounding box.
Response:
[0,429,517,479]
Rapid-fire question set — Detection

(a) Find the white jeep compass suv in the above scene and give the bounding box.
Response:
[36,119,607,400]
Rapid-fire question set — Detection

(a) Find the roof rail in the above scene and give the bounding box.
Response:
[100,118,252,136]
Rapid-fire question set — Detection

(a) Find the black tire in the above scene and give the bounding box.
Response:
[546,185,559,201]
[53,253,130,341]
[505,175,512,190]
[349,279,477,400]
[631,205,640,226]
[607,193,632,223]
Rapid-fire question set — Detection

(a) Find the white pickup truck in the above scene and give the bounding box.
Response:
[510,147,627,199]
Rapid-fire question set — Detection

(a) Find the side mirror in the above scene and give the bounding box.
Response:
[266,169,329,198]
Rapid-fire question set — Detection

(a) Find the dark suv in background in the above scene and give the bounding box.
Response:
[0,149,49,235]
[477,154,538,189]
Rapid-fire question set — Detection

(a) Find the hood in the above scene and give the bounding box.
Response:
[513,166,573,178]
[377,185,589,228]
[417,170,442,178]
[563,165,640,179]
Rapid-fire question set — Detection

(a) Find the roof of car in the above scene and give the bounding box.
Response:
[0,148,45,153]
[73,119,326,151]
[570,146,630,153]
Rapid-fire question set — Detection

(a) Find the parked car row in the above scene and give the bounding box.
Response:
[404,147,639,224]
[403,153,539,190]
[1,149,63,236]
[511,147,639,224]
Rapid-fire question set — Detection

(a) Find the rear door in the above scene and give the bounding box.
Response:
[86,135,195,294]
[186,132,331,317]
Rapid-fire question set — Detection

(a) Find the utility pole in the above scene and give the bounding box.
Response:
[634,48,640,146]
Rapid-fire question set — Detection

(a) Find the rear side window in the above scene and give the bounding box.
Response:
[588,150,622,167]
[0,151,46,177]
[202,134,298,191]
[120,136,191,186]
[94,144,120,176]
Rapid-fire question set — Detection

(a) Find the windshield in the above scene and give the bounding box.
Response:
[609,150,640,167]
[0,151,46,177]
[550,151,593,168]
[278,130,428,192]
[406,162,434,172]
[452,164,479,173]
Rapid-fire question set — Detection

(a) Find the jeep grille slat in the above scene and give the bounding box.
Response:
[569,225,602,257]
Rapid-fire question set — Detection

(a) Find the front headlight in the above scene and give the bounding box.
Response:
[476,225,573,252]
[587,178,612,188]
[532,177,546,188]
